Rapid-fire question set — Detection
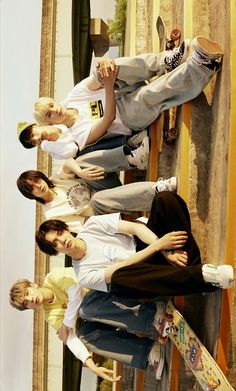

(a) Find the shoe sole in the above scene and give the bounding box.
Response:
[193,36,223,58]
[170,176,177,192]
[138,136,149,170]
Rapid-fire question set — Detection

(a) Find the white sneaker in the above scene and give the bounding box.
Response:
[152,302,166,334]
[153,176,177,193]
[148,342,165,380]
[191,36,223,71]
[165,39,190,71]
[128,136,149,169]
[202,264,234,289]
[127,130,148,148]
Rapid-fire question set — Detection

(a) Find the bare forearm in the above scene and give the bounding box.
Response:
[118,220,158,244]
[105,243,160,283]
[86,84,116,145]
[63,158,82,176]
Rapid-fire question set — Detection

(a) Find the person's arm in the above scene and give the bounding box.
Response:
[118,220,188,267]
[62,158,105,181]
[85,66,119,146]
[104,231,188,284]
[118,220,158,244]
[66,329,121,382]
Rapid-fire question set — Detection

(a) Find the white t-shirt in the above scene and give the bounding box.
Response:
[72,213,136,292]
[61,76,131,150]
[43,176,91,233]
[41,124,78,160]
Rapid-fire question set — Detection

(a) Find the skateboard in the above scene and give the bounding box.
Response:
[160,300,235,391]
[156,16,181,145]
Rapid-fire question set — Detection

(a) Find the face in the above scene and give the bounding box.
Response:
[30,125,52,146]
[26,177,50,198]
[23,284,44,309]
[44,101,66,125]
[45,229,76,254]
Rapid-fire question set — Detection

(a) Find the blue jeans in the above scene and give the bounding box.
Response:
[78,290,157,369]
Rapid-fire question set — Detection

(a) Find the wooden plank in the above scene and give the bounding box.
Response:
[216,0,236,377]
[169,2,192,390]
[134,370,145,391]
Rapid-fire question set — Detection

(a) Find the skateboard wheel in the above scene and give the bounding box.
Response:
[168,127,179,139]
[158,335,169,344]
[170,28,181,41]
[164,313,173,322]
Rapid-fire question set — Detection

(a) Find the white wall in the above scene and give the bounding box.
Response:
[0,1,42,390]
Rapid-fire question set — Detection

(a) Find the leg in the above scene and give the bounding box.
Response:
[93,52,167,89]
[78,321,153,370]
[79,290,156,336]
[76,135,128,157]
[76,145,131,173]
[91,181,156,215]
[76,145,130,191]
[117,55,218,131]
[115,52,167,84]
[111,263,216,300]
[85,172,122,192]
[147,191,200,266]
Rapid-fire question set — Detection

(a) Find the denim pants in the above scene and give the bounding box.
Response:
[78,290,156,369]
[91,181,156,215]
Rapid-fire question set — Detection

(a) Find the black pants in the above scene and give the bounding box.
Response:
[111,192,216,298]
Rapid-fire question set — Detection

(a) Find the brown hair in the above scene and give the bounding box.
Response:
[36,219,69,255]
[9,279,32,311]
[17,170,55,204]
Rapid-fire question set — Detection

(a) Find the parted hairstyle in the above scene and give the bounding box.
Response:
[9,279,32,311]
[17,170,55,204]
[36,219,69,256]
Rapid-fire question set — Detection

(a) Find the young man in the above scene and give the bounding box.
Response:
[17,168,177,232]
[30,36,222,154]
[36,192,234,298]
[10,267,171,380]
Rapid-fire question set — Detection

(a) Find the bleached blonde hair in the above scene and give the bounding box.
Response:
[33,97,55,125]
[9,279,32,311]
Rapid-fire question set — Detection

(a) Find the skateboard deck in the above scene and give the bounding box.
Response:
[162,300,234,391]
[156,16,181,145]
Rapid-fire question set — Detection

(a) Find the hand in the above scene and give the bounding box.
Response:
[163,249,188,267]
[96,59,116,75]
[98,65,119,86]
[57,324,69,344]
[154,231,188,251]
[95,366,121,382]
[78,166,105,181]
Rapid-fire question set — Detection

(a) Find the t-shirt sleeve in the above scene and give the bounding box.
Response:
[66,329,91,363]
[41,140,78,160]
[84,213,121,236]
[79,268,108,292]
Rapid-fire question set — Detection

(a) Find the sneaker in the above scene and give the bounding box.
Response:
[164,39,190,71]
[148,342,165,380]
[128,136,149,169]
[191,36,223,70]
[127,130,148,149]
[202,264,234,289]
[152,302,166,334]
[153,176,177,193]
